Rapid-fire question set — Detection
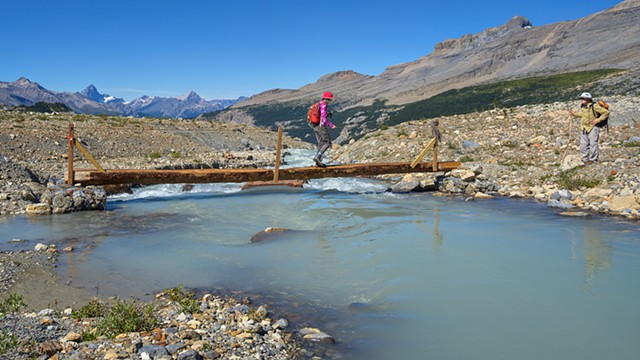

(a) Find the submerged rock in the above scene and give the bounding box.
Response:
[249,227,290,243]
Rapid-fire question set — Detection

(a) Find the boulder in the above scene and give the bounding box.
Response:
[474,192,495,199]
[299,327,335,345]
[547,199,575,209]
[607,195,640,212]
[462,140,481,149]
[561,154,583,171]
[583,188,614,199]
[26,203,51,215]
[390,175,423,193]
[138,344,170,359]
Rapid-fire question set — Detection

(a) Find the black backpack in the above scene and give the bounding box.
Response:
[591,99,610,130]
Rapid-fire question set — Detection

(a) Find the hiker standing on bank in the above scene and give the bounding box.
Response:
[311,91,336,167]
[569,92,609,165]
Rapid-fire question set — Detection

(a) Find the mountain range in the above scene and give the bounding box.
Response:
[206,0,640,142]
[0,78,244,118]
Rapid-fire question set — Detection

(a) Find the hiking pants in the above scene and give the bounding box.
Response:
[312,124,332,155]
[580,127,600,163]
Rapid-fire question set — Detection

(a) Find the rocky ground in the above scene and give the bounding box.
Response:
[337,95,640,219]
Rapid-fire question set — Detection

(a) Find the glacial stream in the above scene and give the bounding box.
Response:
[1,149,640,360]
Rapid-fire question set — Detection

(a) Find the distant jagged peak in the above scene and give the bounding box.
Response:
[434,15,532,53]
[79,84,101,97]
[177,91,202,101]
[316,70,370,83]
[505,15,533,30]
[14,77,37,86]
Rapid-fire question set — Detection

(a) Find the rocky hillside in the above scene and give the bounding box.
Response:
[207,0,640,138]
[334,95,640,219]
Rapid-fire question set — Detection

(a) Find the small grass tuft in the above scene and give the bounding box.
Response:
[0,293,26,316]
[164,286,200,314]
[95,299,160,339]
[72,298,108,319]
[555,169,601,190]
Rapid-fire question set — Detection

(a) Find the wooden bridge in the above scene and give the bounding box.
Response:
[64,124,460,187]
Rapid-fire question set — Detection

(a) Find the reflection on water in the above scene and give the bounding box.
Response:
[583,226,612,289]
[1,185,640,359]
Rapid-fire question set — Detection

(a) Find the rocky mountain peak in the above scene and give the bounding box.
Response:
[14,77,37,87]
[178,91,202,101]
[316,70,369,83]
[79,85,102,101]
[433,15,532,54]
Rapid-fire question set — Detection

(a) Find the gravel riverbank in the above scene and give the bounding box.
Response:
[1,249,336,360]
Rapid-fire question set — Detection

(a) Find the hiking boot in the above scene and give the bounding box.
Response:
[313,156,327,168]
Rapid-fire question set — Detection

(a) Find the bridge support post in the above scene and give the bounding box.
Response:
[66,123,75,185]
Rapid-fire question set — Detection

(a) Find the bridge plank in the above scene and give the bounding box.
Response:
[70,161,461,186]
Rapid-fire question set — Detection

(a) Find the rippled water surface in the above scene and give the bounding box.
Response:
[2,150,639,360]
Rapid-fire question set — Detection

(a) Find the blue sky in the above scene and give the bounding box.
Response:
[2,0,623,101]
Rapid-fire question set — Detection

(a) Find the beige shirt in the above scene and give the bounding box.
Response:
[572,102,610,132]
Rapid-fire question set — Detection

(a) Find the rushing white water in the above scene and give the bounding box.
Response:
[1,149,640,360]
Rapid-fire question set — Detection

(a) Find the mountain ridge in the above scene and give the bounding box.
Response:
[0,78,244,118]
[227,0,639,111]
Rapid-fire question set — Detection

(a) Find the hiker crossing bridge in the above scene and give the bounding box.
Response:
[64,124,460,187]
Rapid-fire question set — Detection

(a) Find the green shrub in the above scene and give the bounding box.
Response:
[0,293,26,316]
[0,330,18,356]
[72,298,107,319]
[0,293,25,356]
[164,286,200,314]
[555,170,601,190]
[148,152,161,159]
[95,299,159,338]
[459,155,474,162]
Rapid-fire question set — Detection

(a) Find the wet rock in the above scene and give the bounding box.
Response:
[299,328,335,345]
[26,203,51,215]
[274,318,289,329]
[560,211,591,217]
[103,184,133,196]
[35,243,49,252]
[182,184,195,192]
[249,227,291,243]
[551,190,574,201]
[475,192,495,199]
[547,199,575,209]
[390,175,423,193]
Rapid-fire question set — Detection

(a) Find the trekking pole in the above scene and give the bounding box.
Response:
[561,115,573,162]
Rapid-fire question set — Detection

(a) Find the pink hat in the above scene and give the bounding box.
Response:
[322,91,334,100]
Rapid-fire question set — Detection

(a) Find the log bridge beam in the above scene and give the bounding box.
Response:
[70,161,461,186]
